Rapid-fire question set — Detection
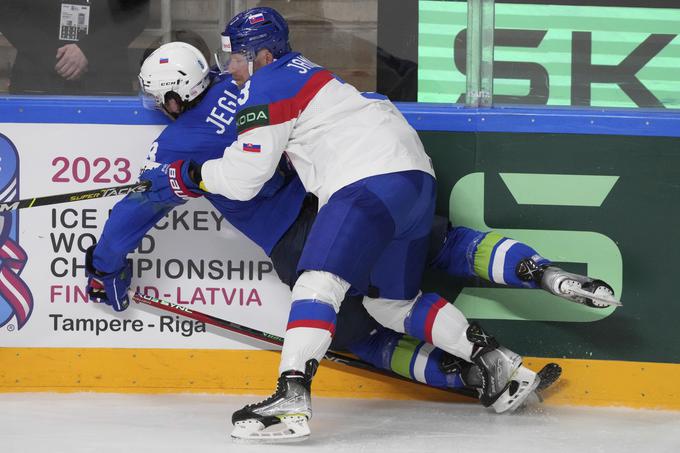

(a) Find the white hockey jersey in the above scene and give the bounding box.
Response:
[201,53,434,207]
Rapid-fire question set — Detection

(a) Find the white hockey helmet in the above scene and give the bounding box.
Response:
[138,42,211,114]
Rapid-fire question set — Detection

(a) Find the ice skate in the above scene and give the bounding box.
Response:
[442,353,562,407]
[517,259,621,308]
[463,324,540,413]
[473,347,540,413]
[539,266,620,308]
[231,368,313,442]
[521,362,563,406]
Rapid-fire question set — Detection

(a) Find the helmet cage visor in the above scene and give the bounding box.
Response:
[215,34,256,74]
[138,74,164,111]
[139,90,161,111]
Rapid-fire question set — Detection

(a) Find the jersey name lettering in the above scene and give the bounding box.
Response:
[286,56,319,74]
[206,80,251,135]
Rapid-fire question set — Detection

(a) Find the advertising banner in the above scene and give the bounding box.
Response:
[418,1,680,108]
[420,130,680,364]
[0,123,292,349]
[1,98,679,408]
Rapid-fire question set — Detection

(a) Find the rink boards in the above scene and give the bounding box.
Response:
[2,348,680,410]
[0,97,679,410]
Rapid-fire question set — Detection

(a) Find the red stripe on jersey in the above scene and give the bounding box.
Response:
[240,70,335,134]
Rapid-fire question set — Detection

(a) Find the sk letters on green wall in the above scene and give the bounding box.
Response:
[449,172,622,323]
[419,130,680,363]
[419,1,680,108]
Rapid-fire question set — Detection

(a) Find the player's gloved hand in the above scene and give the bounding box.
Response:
[140,164,184,205]
[141,160,206,204]
[85,245,131,312]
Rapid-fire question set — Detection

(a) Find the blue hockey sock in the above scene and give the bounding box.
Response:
[430,226,552,288]
[348,327,466,389]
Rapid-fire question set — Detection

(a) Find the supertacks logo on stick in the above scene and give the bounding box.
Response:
[0,134,33,330]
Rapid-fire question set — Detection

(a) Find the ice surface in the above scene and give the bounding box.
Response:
[2,393,679,453]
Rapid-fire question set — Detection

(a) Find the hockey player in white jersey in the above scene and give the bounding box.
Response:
[162,7,615,440]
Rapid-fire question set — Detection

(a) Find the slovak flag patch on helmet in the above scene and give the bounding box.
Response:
[248,13,265,24]
[243,143,261,153]
[159,57,169,64]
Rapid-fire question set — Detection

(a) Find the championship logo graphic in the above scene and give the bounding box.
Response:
[0,134,33,329]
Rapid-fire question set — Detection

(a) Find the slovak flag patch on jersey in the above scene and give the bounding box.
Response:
[243,143,261,153]
[248,13,265,24]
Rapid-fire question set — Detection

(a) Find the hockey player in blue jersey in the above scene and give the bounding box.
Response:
[86,37,615,440]
[85,41,307,295]
[85,40,537,417]
[84,42,528,415]
[160,7,614,440]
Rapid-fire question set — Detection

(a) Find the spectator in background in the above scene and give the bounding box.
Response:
[0,0,149,95]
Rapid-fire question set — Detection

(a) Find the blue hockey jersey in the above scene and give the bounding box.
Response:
[93,74,306,273]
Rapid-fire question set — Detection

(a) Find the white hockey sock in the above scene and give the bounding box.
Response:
[363,293,474,361]
[279,323,333,374]
[279,271,350,374]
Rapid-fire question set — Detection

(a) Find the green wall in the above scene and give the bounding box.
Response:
[419,1,680,108]
[420,130,680,363]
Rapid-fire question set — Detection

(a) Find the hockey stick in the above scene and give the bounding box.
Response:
[129,291,479,398]
[0,181,150,212]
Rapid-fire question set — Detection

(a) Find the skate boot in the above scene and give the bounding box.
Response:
[231,360,317,441]
[466,324,540,414]
[439,353,484,399]
[441,353,562,407]
[516,259,621,308]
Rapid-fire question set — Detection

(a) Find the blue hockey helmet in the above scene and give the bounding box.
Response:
[221,7,291,61]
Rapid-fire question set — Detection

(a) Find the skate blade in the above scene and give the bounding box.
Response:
[492,367,542,414]
[517,363,562,410]
[567,286,622,307]
[231,415,310,442]
[522,390,543,406]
